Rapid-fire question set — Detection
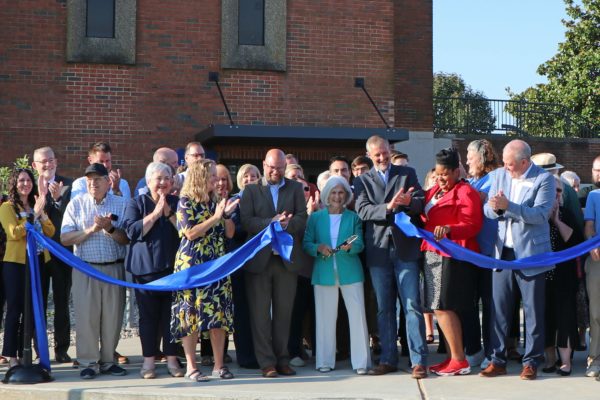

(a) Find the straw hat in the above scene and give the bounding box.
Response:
[531,152,564,171]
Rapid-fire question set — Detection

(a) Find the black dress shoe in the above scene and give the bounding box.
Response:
[557,367,571,376]
[542,365,556,373]
[55,352,72,363]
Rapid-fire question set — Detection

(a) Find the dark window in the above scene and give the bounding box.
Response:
[238,0,264,46]
[86,0,115,38]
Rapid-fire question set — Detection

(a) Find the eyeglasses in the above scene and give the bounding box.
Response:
[264,164,285,171]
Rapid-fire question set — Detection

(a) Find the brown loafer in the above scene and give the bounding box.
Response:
[276,364,297,376]
[479,363,507,377]
[412,364,428,379]
[368,363,398,376]
[520,365,537,380]
[261,366,278,378]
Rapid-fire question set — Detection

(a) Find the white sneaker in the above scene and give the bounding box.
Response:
[586,364,600,377]
[356,368,368,375]
[318,366,332,373]
[290,356,305,367]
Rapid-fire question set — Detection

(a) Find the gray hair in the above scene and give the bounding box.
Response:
[365,135,390,152]
[321,176,353,207]
[316,170,331,192]
[560,170,580,188]
[145,161,173,184]
[504,139,531,161]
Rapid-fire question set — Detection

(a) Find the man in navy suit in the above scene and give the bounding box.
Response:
[480,139,555,380]
[354,135,428,379]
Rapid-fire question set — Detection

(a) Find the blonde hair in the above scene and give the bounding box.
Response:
[180,159,216,203]
[236,164,261,190]
[285,163,305,180]
[216,164,233,194]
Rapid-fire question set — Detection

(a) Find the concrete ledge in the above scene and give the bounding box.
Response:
[1,338,598,400]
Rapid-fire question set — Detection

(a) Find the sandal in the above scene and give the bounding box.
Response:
[184,369,209,382]
[212,366,234,379]
[426,334,434,344]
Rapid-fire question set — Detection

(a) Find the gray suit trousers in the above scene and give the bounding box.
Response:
[245,255,298,368]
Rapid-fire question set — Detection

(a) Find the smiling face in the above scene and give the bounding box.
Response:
[367,142,391,172]
[328,184,347,210]
[16,171,33,198]
[86,173,110,200]
[434,164,459,192]
[466,149,483,178]
[263,150,286,185]
[148,170,173,197]
[215,165,230,197]
[329,160,350,182]
[242,170,259,186]
[502,150,529,179]
[32,149,57,181]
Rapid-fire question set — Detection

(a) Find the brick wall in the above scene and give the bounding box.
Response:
[0,0,432,185]
[450,135,600,183]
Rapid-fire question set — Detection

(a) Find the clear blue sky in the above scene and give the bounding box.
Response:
[433,0,568,100]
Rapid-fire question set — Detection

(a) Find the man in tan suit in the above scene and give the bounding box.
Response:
[240,149,307,378]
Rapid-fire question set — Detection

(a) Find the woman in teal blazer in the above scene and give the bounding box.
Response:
[303,176,370,374]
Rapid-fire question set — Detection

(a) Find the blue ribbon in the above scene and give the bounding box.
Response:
[26,230,51,371]
[25,221,293,371]
[394,212,600,270]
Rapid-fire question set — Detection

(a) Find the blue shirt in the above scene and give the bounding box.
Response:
[71,176,131,200]
[268,179,285,211]
[468,173,498,256]
[584,189,600,235]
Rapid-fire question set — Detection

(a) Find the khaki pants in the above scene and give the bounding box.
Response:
[72,262,125,369]
[585,257,600,365]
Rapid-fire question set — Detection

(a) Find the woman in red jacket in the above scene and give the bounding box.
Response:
[421,148,483,376]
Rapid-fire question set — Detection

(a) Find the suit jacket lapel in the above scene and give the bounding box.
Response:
[259,178,277,215]
[367,169,386,201]
[513,165,538,203]
[384,173,398,200]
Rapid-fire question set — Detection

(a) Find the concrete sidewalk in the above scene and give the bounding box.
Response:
[0,337,598,400]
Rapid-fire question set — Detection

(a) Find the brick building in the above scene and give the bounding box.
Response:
[0,0,433,187]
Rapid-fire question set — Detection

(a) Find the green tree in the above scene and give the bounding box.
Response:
[433,72,496,135]
[507,0,599,137]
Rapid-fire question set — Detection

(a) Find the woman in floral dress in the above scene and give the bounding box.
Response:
[170,159,239,381]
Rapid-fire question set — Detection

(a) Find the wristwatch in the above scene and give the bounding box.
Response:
[106,225,116,234]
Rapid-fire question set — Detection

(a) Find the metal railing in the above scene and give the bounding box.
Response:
[434,97,597,138]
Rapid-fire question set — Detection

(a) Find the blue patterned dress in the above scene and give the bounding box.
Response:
[170,197,233,341]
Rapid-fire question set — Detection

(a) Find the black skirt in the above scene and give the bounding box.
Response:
[423,251,478,312]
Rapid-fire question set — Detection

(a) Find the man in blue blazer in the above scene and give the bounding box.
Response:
[480,139,555,380]
[354,135,428,379]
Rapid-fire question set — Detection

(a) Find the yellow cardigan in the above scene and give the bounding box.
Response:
[0,201,54,264]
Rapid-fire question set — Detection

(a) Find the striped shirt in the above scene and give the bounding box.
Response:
[61,193,127,263]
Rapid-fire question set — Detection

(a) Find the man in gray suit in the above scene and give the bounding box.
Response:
[480,139,555,380]
[240,149,307,378]
[32,146,73,363]
[354,135,428,379]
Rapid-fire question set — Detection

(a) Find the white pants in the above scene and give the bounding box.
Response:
[314,282,371,370]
